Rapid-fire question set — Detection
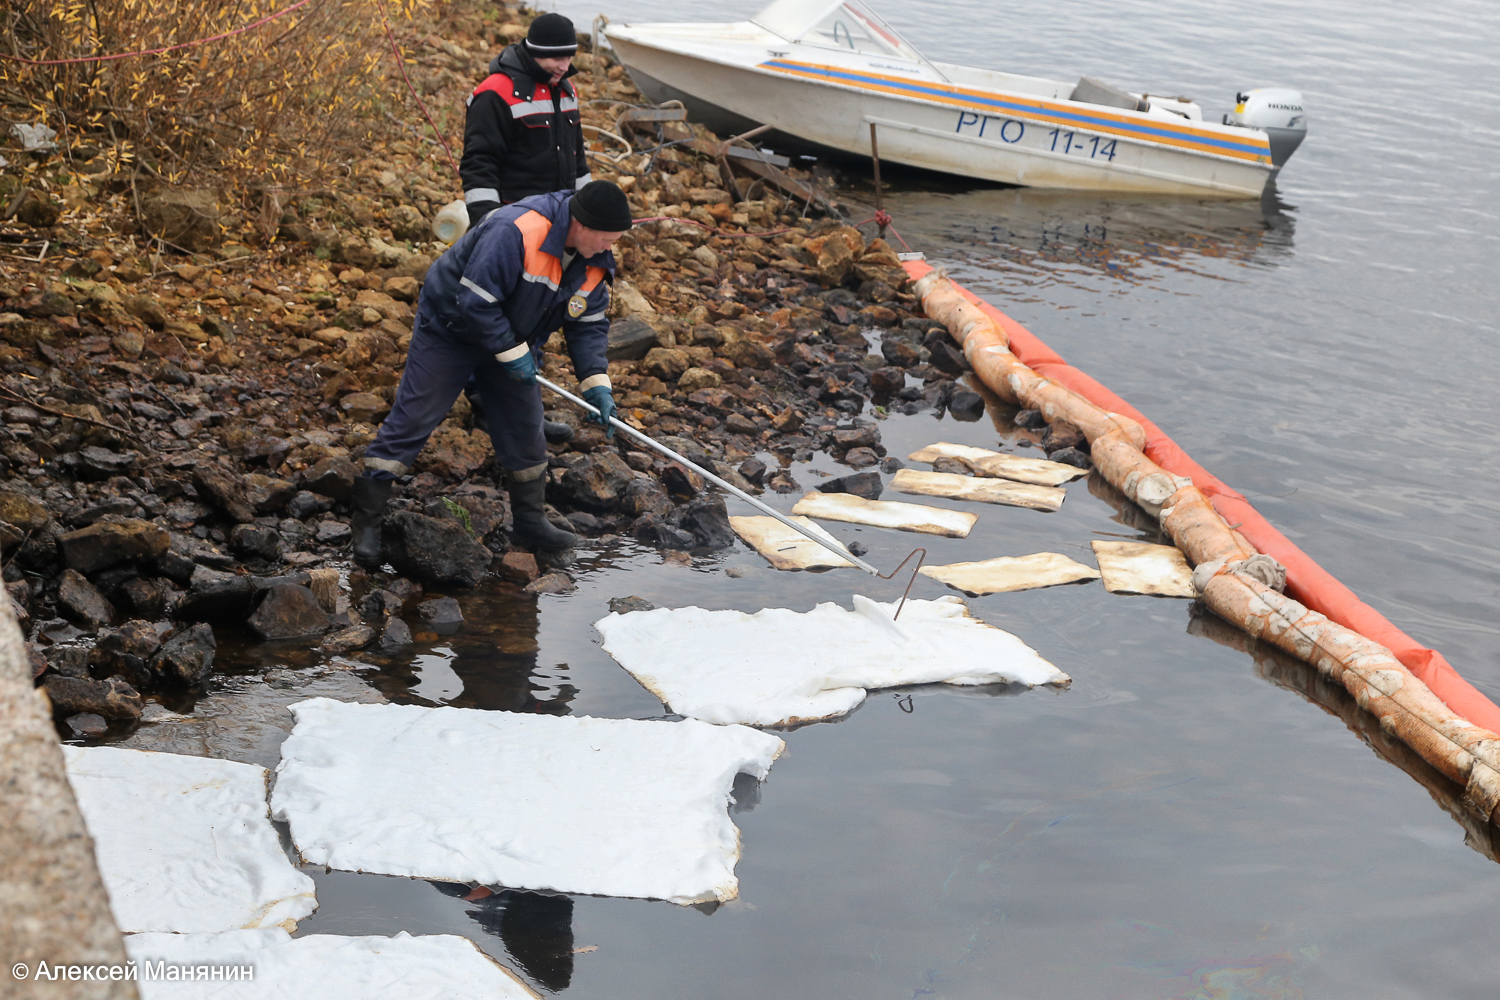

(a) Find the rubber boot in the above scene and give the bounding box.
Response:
[508,475,577,550]
[350,475,393,568]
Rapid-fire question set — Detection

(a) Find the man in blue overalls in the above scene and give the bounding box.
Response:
[350,181,632,565]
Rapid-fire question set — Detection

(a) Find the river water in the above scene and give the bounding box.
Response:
[115,1,1500,996]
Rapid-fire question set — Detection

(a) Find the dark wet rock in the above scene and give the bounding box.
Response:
[0,490,51,531]
[247,584,330,640]
[524,571,574,595]
[66,713,109,737]
[359,588,404,619]
[608,596,656,614]
[659,462,705,499]
[60,519,170,574]
[843,447,880,469]
[57,569,114,628]
[880,336,921,368]
[1042,420,1086,454]
[321,625,376,655]
[880,456,905,474]
[42,675,142,720]
[418,596,463,626]
[921,380,954,413]
[768,471,800,494]
[606,316,660,361]
[386,577,424,604]
[926,338,968,375]
[67,446,140,481]
[737,457,767,487]
[66,499,138,528]
[243,474,298,515]
[1048,446,1092,470]
[193,465,255,523]
[301,456,359,501]
[44,646,91,679]
[630,512,696,551]
[90,621,162,688]
[948,389,985,421]
[176,565,255,622]
[678,496,735,550]
[118,577,170,619]
[847,540,869,557]
[870,366,907,395]
[554,451,636,511]
[1014,409,1047,429]
[379,617,413,648]
[150,622,217,686]
[498,551,540,584]
[152,544,199,584]
[314,520,352,545]
[17,527,62,571]
[820,472,882,500]
[231,524,283,561]
[382,511,490,588]
[931,457,972,476]
[286,490,333,520]
[565,511,599,534]
[831,424,881,452]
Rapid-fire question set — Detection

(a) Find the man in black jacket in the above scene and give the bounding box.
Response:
[461,12,590,222]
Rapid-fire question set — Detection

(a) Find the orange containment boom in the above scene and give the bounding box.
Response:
[905,260,1500,825]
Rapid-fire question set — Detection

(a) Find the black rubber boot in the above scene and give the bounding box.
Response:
[508,475,577,550]
[350,475,393,568]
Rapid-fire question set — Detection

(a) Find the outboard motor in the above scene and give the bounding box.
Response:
[1224,88,1307,169]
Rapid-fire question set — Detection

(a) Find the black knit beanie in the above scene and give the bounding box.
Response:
[570,181,634,232]
[526,13,578,55]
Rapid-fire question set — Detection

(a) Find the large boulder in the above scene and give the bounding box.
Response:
[150,622,217,686]
[246,584,330,640]
[381,511,491,588]
[606,317,660,361]
[141,187,222,252]
[677,496,735,550]
[59,518,169,574]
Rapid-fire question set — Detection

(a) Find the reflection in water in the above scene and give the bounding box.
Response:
[888,183,1296,291]
[429,883,576,993]
[1187,608,1500,865]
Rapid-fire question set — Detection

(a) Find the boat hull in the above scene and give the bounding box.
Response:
[609,33,1273,199]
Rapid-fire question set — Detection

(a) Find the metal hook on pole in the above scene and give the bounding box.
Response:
[537,375,928,616]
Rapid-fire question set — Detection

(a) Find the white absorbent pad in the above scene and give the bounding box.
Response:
[908,442,1087,486]
[1091,540,1196,597]
[728,514,854,570]
[891,468,1065,511]
[920,552,1101,595]
[124,929,536,999]
[790,491,976,537]
[63,746,316,934]
[595,595,1069,728]
[270,699,784,905]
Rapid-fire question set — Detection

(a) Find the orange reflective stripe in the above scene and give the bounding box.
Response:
[580,266,606,294]
[514,210,561,289]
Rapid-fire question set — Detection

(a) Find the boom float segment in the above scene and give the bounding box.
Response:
[908,263,1500,827]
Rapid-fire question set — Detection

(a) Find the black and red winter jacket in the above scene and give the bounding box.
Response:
[460,44,590,216]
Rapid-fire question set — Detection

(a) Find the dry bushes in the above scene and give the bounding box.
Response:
[0,0,427,187]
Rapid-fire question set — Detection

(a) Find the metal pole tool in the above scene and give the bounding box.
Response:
[537,375,927,612]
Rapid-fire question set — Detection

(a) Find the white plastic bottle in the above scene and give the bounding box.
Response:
[432,200,470,244]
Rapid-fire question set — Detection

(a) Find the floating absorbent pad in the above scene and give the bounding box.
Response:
[63,746,316,934]
[123,929,536,999]
[595,595,1069,728]
[790,491,977,537]
[1091,540,1196,597]
[270,699,784,905]
[891,469,1065,511]
[920,552,1101,595]
[908,442,1088,487]
[729,514,855,570]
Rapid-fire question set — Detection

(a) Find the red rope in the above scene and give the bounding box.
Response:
[0,0,314,66]
[376,0,461,181]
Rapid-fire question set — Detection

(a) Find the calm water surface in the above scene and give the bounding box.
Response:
[124,1,1500,996]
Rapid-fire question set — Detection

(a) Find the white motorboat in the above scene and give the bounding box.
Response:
[605,0,1307,198]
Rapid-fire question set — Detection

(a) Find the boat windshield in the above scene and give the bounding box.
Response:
[798,1,924,62]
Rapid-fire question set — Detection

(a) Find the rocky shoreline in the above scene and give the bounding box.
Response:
[0,2,1084,738]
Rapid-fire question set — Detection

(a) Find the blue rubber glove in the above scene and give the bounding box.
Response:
[496,345,537,385]
[582,385,616,439]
